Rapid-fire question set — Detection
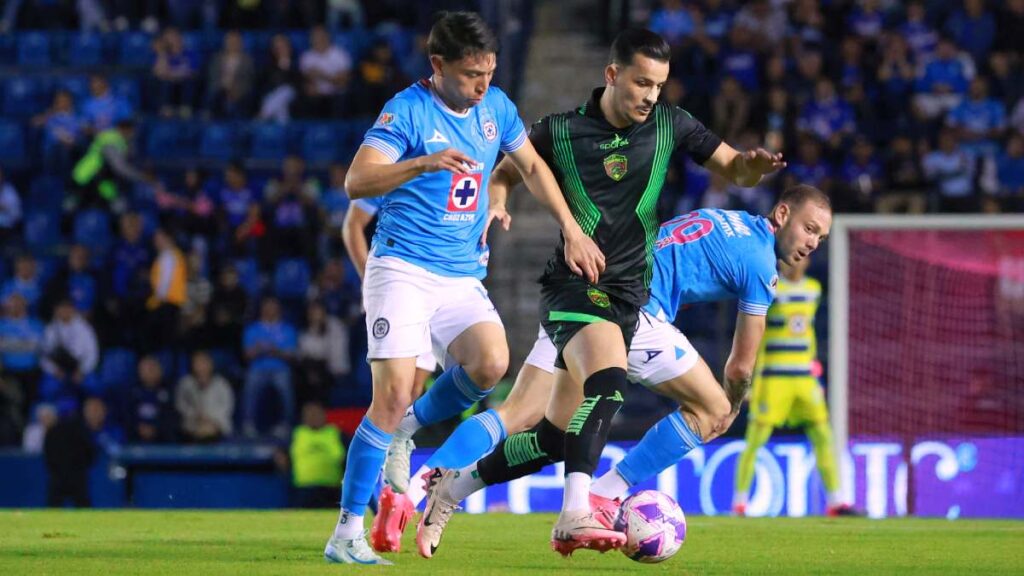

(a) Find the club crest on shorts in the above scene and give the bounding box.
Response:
[587,288,611,309]
[372,317,390,339]
[482,120,497,142]
[603,153,628,181]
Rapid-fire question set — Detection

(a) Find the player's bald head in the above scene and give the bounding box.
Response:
[428,11,499,62]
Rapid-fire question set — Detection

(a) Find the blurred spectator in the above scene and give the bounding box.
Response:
[0,374,23,445]
[152,27,200,117]
[762,87,793,156]
[797,78,855,152]
[945,0,996,65]
[309,259,358,321]
[913,37,974,122]
[264,156,321,261]
[242,297,297,437]
[22,403,57,453]
[176,350,234,443]
[84,395,122,453]
[946,77,1006,159]
[326,0,364,31]
[181,251,213,347]
[298,300,349,405]
[72,118,159,211]
[206,30,255,119]
[787,0,825,51]
[733,0,787,52]
[43,244,98,318]
[1,255,42,314]
[258,34,302,123]
[648,0,695,49]
[923,128,978,212]
[987,51,1023,107]
[0,293,44,402]
[785,138,833,196]
[847,0,885,43]
[156,168,218,250]
[31,90,82,174]
[0,168,22,245]
[289,402,344,508]
[876,33,918,125]
[299,25,352,118]
[207,264,248,358]
[319,163,350,258]
[39,300,99,408]
[105,212,151,347]
[879,136,928,213]
[81,75,133,134]
[44,407,94,507]
[217,162,264,258]
[719,26,759,93]
[145,228,187,353]
[129,355,175,443]
[787,49,824,109]
[1013,98,1024,136]
[837,36,866,92]
[711,76,750,143]
[994,133,1024,212]
[838,137,884,213]
[355,40,406,116]
[900,0,939,63]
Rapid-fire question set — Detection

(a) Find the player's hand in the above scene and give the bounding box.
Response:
[563,227,605,284]
[742,148,786,177]
[418,148,476,174]
[480,205,511,247]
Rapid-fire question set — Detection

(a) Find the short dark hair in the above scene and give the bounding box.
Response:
[427,11,499,61]
[609,28,671,66]
[777,185,832,212]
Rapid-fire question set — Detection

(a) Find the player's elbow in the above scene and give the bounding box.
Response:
[344,169,371,199]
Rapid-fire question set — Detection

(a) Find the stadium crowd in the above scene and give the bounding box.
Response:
[0,0,1021,461]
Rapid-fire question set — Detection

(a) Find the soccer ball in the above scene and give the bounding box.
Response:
[613,490,687,563]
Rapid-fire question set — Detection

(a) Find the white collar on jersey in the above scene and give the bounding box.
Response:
[428,75,472,119]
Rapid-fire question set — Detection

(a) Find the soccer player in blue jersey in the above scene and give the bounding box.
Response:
[413,186,833,556]
[323,12,603,566]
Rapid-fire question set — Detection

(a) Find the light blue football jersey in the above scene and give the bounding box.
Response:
[361,79,528,279]
[352,196,383,217]
[644,209,779,323]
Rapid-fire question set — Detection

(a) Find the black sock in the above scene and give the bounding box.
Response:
[477,417,565,486]
[564,367,627,476]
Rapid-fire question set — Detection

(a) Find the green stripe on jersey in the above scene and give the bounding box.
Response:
[636,105,673,287]
[550,115,600,236]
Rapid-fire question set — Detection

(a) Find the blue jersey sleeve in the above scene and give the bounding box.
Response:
[362,97,417,163]
[496,89,527,153]
[738,258,777,316]
[352,196,382,217]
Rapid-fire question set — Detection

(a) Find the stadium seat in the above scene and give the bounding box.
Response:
[3,77,43,117]
[118,31,155,68]
[144,120,199,161]
[72,208,113,259]
[58,75,90,103]
[286,29,310,56]
[66,32,104,68]
[16,31,51,67]
[29,176,65,213]
[248,123,288,163]
[109,77,141,111]
[199,123,243,162]
[98,347,138,392]
[273,258,311,300]
[300,124,339,166]
[0,121,27,168]
[23,209,63,255]
[234,258,264,298]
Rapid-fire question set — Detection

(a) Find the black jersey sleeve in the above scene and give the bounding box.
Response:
[528,115,555,165]
[671,106,723,166]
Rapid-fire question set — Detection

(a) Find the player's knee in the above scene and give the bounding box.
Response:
[699,393,734,441]
[465,350,509,389]
[368,389,414,428]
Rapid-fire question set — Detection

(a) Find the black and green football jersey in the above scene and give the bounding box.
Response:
[531,87,723,306]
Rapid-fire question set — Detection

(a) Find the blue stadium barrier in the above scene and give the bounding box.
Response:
[17,31,52,67]
[199,122,244,163]
[247,122,288,164]
[66,32,104,68]
[3,77,43,117]
[0,120,27,168]
[118,31,155,68]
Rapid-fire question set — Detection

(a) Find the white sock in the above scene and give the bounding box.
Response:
[733,491,749,508]
[826,491,842,507]
[562,472,591,513]
[406,465,430,507]
[395,407,422,439]
[333,508,363,540]
[591,468,631,500]
[449,464,487,502]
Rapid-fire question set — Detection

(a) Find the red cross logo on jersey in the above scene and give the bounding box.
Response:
[448,173,481,212]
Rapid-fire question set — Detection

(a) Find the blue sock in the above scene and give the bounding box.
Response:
[424,409,507,470]
[616,411,703,487]
[412,365,490,427]
[340,416,392,516]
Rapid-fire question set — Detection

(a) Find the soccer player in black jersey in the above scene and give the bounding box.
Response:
[415,28,786,557]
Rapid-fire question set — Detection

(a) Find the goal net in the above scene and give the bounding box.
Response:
[829,215,1024,516]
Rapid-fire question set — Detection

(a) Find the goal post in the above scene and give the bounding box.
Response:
[828,214,1024,512]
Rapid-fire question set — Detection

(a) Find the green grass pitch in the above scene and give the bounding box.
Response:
[1,510,1021,575]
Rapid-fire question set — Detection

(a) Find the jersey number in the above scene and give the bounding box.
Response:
[656,211,714,249]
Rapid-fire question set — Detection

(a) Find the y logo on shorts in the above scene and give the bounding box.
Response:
[372,318,390,339]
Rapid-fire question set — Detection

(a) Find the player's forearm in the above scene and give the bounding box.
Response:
[345,157,426,199]
[488,160,521,209]
[519,161,584,237]
[342,229,369,279]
